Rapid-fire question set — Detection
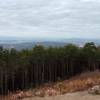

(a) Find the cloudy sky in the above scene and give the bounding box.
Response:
[0,0,100,39]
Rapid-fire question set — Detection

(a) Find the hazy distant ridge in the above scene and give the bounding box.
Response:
[0,38,100,50]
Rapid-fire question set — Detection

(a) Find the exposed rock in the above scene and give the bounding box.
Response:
[88,85,100,95]
[35,90,45,97]
[45,88,59,96]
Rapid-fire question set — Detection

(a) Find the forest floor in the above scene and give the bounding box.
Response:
[1,70,100,100]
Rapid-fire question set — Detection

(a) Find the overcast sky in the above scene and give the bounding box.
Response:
[0,0,100,39]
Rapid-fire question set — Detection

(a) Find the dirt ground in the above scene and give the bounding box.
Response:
[22,91,100,100]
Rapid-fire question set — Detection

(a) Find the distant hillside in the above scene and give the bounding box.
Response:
[0,38,100,50]
[0,42,67,50]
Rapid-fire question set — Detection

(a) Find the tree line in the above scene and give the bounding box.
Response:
[0,42,100,94]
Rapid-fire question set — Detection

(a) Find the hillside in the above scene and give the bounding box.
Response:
[1,71,100,100]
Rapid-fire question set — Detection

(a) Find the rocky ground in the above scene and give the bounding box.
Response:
[22,91,100,100]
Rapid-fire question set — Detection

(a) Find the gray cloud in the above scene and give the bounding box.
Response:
[0,0,100,38]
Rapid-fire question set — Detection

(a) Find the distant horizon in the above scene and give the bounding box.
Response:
[0,36,100,40]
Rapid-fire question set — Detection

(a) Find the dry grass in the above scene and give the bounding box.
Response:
[35,70,100,96]
[1,70,100,100]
